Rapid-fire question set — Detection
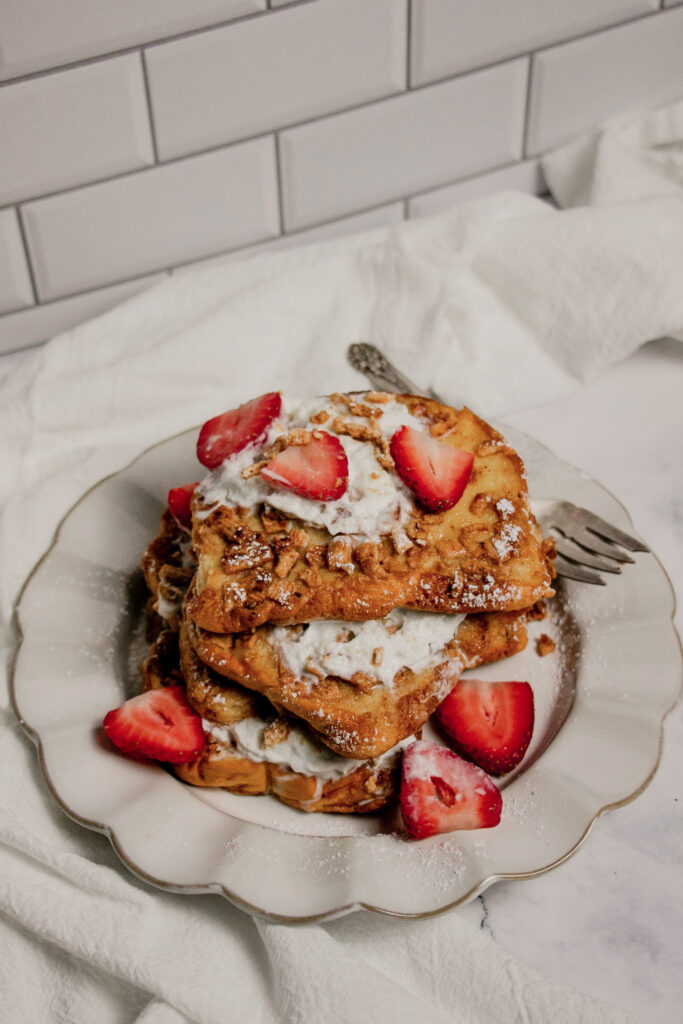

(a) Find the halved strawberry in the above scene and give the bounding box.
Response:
[102,687,205,764]
[260,431,348,501]
[196,392,281,469]
[390,426,473,512]
[167,482,199,527]
[400,741,502,839]
[435,679,534,776]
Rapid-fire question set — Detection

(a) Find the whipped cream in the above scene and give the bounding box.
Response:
[178,530,195,569]
[203,715,415,780]
[197,395,423,543]
[156,591,182,622]
[271,610,465,689]
[154,525,193,622]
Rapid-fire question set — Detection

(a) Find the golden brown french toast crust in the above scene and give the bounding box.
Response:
[187,396,554,632]
[188,608,529,760]
[142,509,194,630]
[141,619,399,813]
[173,746,397,814]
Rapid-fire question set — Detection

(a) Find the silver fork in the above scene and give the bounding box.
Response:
[347,342,649,585]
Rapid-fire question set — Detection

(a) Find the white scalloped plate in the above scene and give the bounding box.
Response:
[10,425,681,921]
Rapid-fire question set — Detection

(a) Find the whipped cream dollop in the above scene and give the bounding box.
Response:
[272,610,466,689]
[154,527,194,621]
[156,591,182,622]
[197,395,423,542]
[203,716,415,780]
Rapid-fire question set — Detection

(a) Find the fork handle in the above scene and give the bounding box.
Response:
[347,343,424,396]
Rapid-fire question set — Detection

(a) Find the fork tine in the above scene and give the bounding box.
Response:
[554,554,606,586]
[576,507,649,553]
[554,538,622,574]
[571,528,634,564]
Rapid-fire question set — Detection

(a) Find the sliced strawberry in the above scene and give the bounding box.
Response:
[390,426,473,512]
[167,482,199,527]
[260,431,348,501]
[435,679,534,776]
[197,392,281,469]
[400,741,502,839]
[103,687,205,764]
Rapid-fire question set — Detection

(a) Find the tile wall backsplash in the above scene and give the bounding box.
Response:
[0,55,154,205]
[1,0,682,353]
[0,209,34,315]
[22,138,280,299]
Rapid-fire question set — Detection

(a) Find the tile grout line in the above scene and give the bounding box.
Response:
[14,208,40,305]
[0,5,673,212]
[0,198,410,316]
[0,270,171,336]
[399,7,667,91]
[0,153,546,321]
[0,4,673,343]
[0,1,319,90]
[273,133,287,236]
[0,7,674,320]
[407,155,540,204]
[1,1,673,214]
[521,54,535,160]
[405,0,413,90]
[0,52,532,215]
[0,3,665,93]
[139,49,160,164]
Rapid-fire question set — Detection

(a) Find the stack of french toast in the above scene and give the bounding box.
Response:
[105,391,555,838]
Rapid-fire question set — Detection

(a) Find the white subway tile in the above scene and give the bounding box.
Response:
[411,0,657,86]
[147,0,406,160]
[280,60,528,231]
[0,55,153,206]
[0,0,264,81]
[0,274,164,355]
[22,139,279,301]
[0,209,34,314]
[408,160,545,218]
[527,7,683,154]
[172,202,405,273]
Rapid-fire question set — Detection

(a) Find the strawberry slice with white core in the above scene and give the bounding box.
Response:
[196,391,281,469]
[167,482,199,528]
[400,741,502,838]
[103,687,205,764]
[390,426,473,512]
[435,679,534,776]
[260,431,348,501]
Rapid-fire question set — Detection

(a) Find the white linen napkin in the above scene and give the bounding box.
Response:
[2,99,682,1023]
[543,98,683,208]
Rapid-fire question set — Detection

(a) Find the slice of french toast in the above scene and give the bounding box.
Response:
[141,620,403,814]
[186,393,554,634]
[188,602,530,761]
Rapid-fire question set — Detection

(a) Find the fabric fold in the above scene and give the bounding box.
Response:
[2,99,682,1023]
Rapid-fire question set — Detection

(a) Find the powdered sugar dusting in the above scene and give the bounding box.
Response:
[492,523,522,560]
[459,573,523,610]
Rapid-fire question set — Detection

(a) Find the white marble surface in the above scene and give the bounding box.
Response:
[1,335,681,1022]
[457,336,683,1024]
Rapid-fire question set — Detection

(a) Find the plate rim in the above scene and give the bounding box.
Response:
[9,423,683,923]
